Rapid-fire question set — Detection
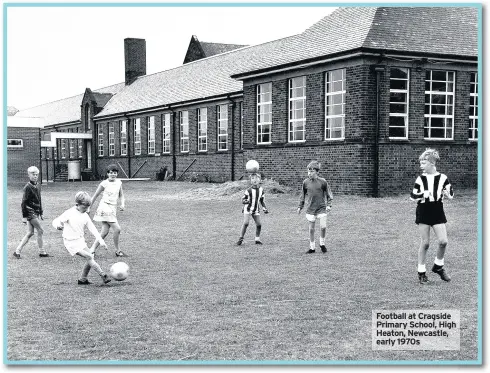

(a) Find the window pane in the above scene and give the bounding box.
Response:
[389,126,406,138]
[390,80,408,90]
[391,68,408,79]
[389,116,406,127]
[390,92,407,103]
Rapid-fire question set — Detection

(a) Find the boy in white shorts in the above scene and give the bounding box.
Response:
[297,161,333,254]
[52,191,111,285]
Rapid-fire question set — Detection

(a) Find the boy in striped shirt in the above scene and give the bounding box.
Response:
[236,173,269,246]
[411,148,454,284]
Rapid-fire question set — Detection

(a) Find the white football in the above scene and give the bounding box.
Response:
[246,159,260,173]
[110,262,129,281]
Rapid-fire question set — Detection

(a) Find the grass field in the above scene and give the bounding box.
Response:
[5,180,479,363]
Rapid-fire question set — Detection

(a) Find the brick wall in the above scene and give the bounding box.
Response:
[7,127,41,182]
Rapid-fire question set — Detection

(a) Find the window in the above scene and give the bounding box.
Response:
[120,120,127,156]
[289,76,306,142]
[325,69,345,140]
[147,116,155,154]
[77,128,82,158]
[134,118,141,155]
[469,72,478,140]
[180,111,189,152]
[257,83,272,144]
[69,139,75,158]
[98,125,104,157]
[7,139,23,148]
[240,102,244,150]
[198,108,208,152]
[218,105,228,151]
[389,68,410,139]
[84,104,91,130]
[109,122,115,156]
[424,70,455,139]
[162,113,171,154]
[78,139,83,158]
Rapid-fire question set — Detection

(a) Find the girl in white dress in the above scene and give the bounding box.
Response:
[91,164,126,257]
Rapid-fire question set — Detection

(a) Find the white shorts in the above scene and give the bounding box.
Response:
[305,213,327,227]
[63,237,89,256]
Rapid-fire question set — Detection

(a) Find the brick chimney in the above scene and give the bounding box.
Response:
[124,38,146,85]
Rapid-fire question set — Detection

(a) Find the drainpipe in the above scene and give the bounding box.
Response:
[169,107,176,180]
[373,66,384,198]
[124,115,132,179]
[228,96,236,181]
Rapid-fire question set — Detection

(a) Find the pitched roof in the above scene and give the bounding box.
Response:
[15,83,125,126]
[200,41,248,57]
[231,6,478,77]
[97,7,477,118]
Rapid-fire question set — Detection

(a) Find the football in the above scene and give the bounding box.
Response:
[110,262,129,281]
[246,159,260,173]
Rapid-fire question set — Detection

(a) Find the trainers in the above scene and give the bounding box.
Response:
[115,251,128,257]
[102,274,112,284]
[418,272,429,285]
[255,240,263,245]
[12,252,21,259]
[77,279,92,285]
[320,245,327,253]
[236,237,244,246]
[432,265,451,282]
[39,253,51,257]
[305,249,316,254]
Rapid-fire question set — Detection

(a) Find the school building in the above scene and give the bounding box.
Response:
[10,7,479,196]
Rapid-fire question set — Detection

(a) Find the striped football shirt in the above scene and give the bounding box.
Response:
[410,172,454,203]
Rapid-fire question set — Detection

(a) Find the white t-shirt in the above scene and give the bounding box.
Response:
[52,206,102,241]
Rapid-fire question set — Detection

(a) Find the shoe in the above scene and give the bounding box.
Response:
[305,249,316,254]
[13,252,21,259]
[418,272,429,285]
[115,251,128,257]
[102,274,112,284]
[39,253,51,257]
[255,240,263,245]
[77,279,92,285]
[320,245,327,253]
[236,237,244,246]
[432,265,451,282]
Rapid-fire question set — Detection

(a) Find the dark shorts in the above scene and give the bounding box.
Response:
[415,202,447,226]
[25,210,40,221]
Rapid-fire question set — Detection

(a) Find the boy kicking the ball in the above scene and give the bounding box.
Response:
[52,191,111,285]
[297,161,333,254]
[236,173,269,246]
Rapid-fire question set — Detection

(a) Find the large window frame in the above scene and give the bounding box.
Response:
[289,76,306,142]
[120,120,127,156]
[389,67,410,139]
[97,126,103,157]
[147,116,155,154]
[180,111,189,153]
[198,108,208,152]
[218,105,228,151]
[108,122,115,156]
[134,118,141,155]
[69,138,75,159]
[325,68,346,140]
[162,113,171,154]
[424,70,455,140]
[257,83,272,144]
[469,72,478,141]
